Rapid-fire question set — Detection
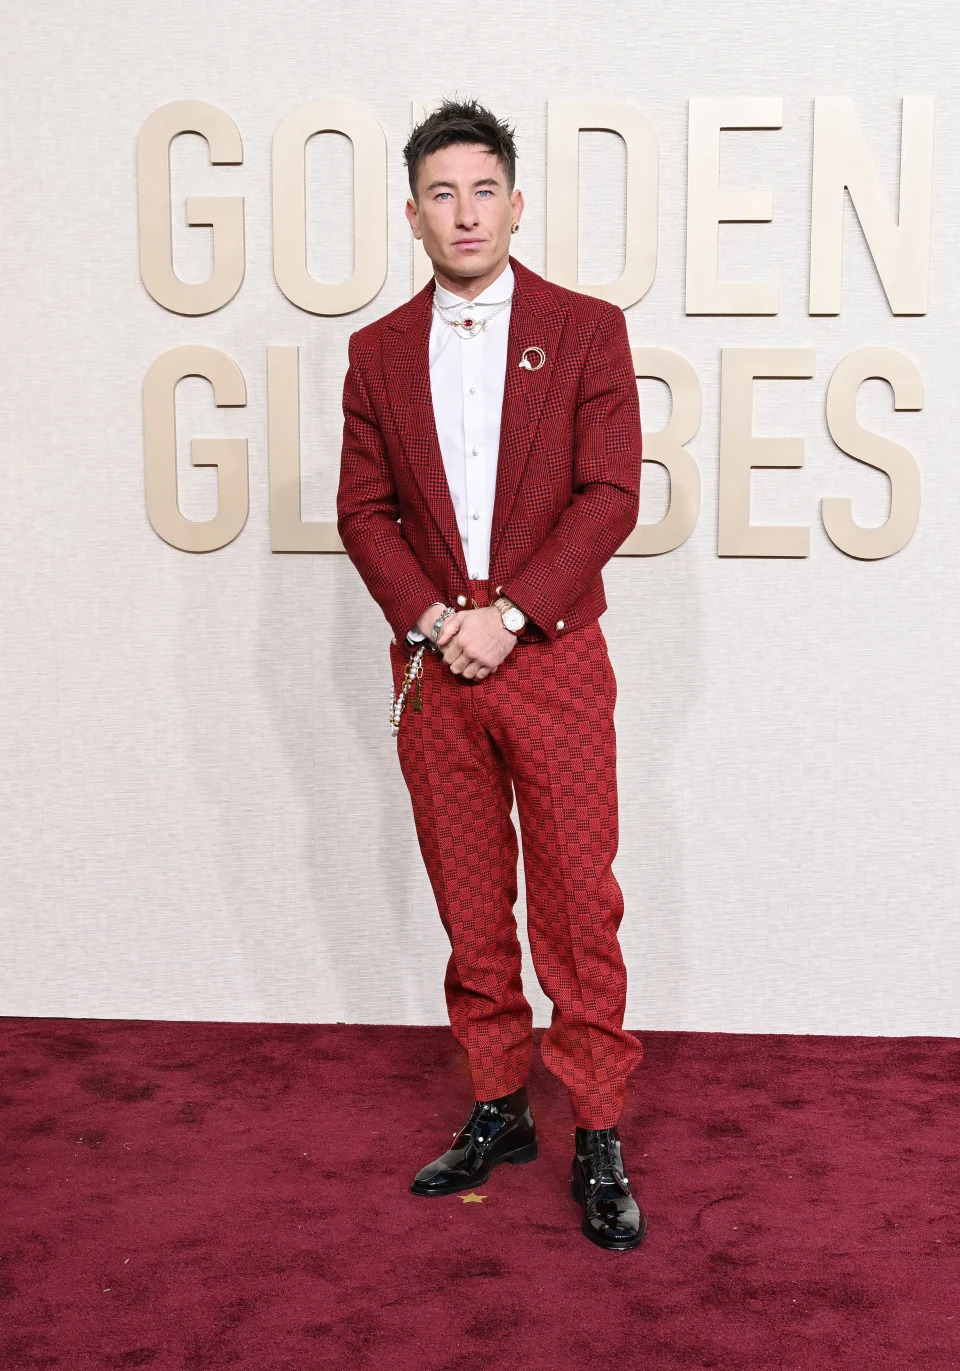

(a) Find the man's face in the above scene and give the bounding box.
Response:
[405,142,523,283]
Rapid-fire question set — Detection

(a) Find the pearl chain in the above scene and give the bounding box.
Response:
[390,643,426,736]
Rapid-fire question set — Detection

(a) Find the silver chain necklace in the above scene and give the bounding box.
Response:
[432,292,514,339]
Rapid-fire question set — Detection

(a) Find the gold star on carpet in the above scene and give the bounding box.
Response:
[460,1192,487,1203]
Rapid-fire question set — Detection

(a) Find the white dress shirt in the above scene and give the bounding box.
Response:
[406,260,514,645]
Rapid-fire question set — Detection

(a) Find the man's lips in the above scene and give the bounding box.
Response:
[454,239,485,247]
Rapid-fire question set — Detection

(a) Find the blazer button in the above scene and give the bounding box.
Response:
[456,594,467,607]
[556,620,564,630]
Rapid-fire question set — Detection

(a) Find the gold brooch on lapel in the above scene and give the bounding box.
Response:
[519,346,546,371]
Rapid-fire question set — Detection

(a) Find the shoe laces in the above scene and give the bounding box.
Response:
[582,1130,626,1188]
[454,1099,501,1148]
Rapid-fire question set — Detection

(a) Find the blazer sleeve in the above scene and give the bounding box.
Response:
[498,304,641,641]
[337,332,447,645]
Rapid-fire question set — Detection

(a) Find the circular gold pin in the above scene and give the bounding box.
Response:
[519,346,546,371]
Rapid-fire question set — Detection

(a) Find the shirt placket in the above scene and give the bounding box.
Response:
[461,326,486,580]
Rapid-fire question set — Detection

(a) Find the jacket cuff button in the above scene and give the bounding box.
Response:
[556,620,564,630]
[456,594,467,606]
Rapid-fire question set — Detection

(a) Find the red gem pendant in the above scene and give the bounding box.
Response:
[462,318,474,328]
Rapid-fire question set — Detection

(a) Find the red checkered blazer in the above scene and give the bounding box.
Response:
[336,254,642,648]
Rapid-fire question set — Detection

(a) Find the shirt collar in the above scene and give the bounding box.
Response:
[433,259,514,311]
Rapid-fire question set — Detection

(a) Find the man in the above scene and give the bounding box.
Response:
[336,98,646,1251]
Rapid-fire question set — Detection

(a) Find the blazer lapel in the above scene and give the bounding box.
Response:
[489,255,568,568]
[381,254,569,583]
[382,282,470,581]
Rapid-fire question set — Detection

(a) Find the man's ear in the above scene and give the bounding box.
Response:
[405,197,422,240]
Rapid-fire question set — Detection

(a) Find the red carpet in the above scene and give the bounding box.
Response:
[1,1019,957,1370]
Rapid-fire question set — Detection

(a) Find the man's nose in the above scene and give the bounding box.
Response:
[455,196,479,226]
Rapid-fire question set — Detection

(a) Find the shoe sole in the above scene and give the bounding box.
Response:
[570,1168,648,1250]
[410,1139,539,1197]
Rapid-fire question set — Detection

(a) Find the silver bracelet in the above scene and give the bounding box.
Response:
[430,605,457,650]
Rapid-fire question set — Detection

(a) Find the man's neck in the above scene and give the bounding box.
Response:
[432,253,511,302]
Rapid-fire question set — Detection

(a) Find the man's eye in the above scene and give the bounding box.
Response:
[435,192,452,201]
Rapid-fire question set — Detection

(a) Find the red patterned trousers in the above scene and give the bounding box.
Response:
[388,578,642,1130]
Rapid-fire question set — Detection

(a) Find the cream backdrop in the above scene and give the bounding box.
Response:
[2,0,957,1033]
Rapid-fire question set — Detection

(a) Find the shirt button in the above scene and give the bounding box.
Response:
[469,386,476,394]
[472,511,480,519]
[556,620,565,630]
[456,594,467,606]
[471,446,479,455]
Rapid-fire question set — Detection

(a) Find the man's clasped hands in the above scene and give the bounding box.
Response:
[416,601,519,681]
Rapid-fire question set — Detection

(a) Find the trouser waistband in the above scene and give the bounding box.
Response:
[463,578,494,609]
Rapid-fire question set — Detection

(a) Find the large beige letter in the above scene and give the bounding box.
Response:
[137,100,244,316]
[718,348,815,556]
[274,100,387,315]
[617,349,701,555]
[822,347,922,558]
[144,346,248,552]
[809,96,934,316]
[546,99,658,308]
[686,97,782,316]
[268,345,343,552]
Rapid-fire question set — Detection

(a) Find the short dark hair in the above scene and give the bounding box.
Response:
[403,97,518,201]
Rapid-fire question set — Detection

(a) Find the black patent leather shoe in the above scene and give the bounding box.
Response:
[410,1085,539,1197]
[571,1125,647,1250]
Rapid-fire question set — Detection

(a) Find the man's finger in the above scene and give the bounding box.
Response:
[435,612,464,649]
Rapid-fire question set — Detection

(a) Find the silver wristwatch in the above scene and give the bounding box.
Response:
[493,596,527,634]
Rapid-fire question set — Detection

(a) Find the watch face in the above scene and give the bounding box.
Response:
[503,606,525,632]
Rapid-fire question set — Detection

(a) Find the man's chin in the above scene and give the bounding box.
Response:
[445,255,491,275]
[440,250,505,278]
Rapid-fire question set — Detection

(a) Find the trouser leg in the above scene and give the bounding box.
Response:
[479,616,643,1130]
[389,634,534,1099]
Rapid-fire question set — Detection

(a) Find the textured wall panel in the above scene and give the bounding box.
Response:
[1,0,956,1032]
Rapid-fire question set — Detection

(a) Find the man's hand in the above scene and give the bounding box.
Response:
[416,602,447,637]
[436,606,518,680]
